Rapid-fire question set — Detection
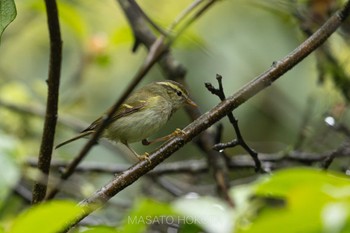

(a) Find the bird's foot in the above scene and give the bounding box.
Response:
[174,128,186,137]
[142,128,186,146]
[138,152,151,164]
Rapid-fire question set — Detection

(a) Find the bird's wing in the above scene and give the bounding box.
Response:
[81,99,147,132]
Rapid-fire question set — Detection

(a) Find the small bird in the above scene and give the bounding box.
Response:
[55,80,197,160]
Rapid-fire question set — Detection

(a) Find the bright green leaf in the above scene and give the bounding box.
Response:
[118,198,178,233]
[0,134,20,209]
[81,226,119,233]
[57,1,88,39]
[254,167,350,197]
[8,201,84,233]
[110,26,133,46]
[29,1,87,39]
[234,168,350,233]
[0,0,16,42]
[178,222,204,233]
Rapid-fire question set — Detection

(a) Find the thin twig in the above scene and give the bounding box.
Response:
[27,159,207,174]
[170,0,218,44]
[23,142,350,205]
[130,1,168,36]
[27,142,350,174]
[125,0,167,51]
[148,176,185,197]
[13,182,32,204]
[206,74,261,172]
[322,142,350,169]
[167,0,205,33]
[32,0,62,204]
[329,121,350,137]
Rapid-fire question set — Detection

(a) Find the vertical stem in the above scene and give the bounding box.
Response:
[32,0,62,204]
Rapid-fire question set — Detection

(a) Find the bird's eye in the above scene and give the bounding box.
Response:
[176,90,182,96]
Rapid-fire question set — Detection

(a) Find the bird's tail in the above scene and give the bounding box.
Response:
[55,131,93,149]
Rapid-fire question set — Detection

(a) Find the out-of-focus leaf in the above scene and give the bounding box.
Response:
[8,201,83,233]
[58,1,88,39]
[254,167,350,196]
[81,226,119,233]
[0,134,20,209]
[234,168,350,233]
[29,1,87,39]
[95,54,111,67]
[110,26,133,46]
[178,223,203,233]
[118,198,178,233]
[119,197,220,233]
[0,0,16,43]
[173,196,234,233]
[172,29,207,50]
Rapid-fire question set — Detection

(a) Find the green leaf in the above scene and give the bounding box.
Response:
[29,1,87,39]
[235,168,350,233]
[178,222,204,233]
[8,201,84,233]
[57,1,88,39]
[254,167,350,197]
[0,134,20,209]
[81,226,119,233]
[118,198,178,233]
[173,196,234,233]
[0,0,16,42]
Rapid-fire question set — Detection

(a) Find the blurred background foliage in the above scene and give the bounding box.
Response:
[0,0,350,232]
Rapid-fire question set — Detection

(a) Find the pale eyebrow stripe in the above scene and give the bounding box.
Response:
[156,81,187,94]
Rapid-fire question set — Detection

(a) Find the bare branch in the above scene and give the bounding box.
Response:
[32,0,62,204]
[167,0,205,33]
[206,74,261,172]
[170,0,218,43]
[322,142,350,169]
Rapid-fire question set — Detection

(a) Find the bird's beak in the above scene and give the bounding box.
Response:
[186,97,197,108]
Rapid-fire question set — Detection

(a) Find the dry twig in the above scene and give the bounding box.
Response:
[205,74,261,172]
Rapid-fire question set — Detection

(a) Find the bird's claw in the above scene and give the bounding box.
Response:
[174,128,186,137]
[139,152,151,164]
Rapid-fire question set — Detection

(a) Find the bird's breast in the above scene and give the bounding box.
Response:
[106,97,172,143]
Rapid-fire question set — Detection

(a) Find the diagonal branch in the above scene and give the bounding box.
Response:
[119,0,235,205]
[32,0,62,204]
[46,0,219,200]
[60,1,350,227]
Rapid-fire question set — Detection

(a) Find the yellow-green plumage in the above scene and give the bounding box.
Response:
[55,80,197,159]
